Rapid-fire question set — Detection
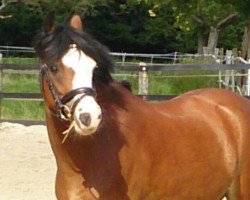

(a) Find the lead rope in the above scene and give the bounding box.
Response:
[62,122,75,143]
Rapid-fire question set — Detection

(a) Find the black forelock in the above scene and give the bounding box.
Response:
[34,22,114,84]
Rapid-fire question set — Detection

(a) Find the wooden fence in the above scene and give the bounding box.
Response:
[1,62,250,125]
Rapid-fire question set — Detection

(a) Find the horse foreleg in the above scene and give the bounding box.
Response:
[226,151,250,200]
[225,176,240,200]
[238,158,250,199]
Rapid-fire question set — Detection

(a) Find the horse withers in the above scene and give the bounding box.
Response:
[35,14,250,200]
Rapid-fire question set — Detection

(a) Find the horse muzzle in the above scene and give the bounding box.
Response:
[59,88,102,136]
[72,95,102,135]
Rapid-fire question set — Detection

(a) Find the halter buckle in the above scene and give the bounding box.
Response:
[59,105,72,121]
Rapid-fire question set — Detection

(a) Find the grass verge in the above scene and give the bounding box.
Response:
[1,57,220,121]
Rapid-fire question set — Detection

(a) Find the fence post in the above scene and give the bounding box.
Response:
[247,64,250,96]
[214,48,219,59]
[225,50,234,91]
[218,48,224,88]
[138,62,148,99]
[150,55,154,64]
[0,52,2,120]
[203,47,209,55]
[122,53,126,66]
[173,51,178,64]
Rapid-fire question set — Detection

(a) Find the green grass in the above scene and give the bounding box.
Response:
[112,71,139,94]
[1,73,42,120]
[1,100,44,120]
[2,73,40,92]
[113,70,219,95]
[3,57,38,64]
[0,56,220,121]
[1,58,42,120]
[148,70,218,95]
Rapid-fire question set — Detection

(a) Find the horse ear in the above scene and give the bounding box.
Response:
[44,12,55,34]
[69,14,83,31]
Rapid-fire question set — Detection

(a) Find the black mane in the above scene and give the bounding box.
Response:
[34,22,114,84]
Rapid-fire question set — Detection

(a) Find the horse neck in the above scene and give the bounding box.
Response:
[47,81,136,169]
[91,81,136,139]
[96,81,132,112]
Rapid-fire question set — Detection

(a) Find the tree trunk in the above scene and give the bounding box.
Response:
[207,26,220,54]
[193,12,238,55]
[241,24,250,60]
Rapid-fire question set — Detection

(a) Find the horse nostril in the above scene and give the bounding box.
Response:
[79,113,92,127]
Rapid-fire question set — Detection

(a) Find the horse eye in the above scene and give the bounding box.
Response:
[49,65,59,73]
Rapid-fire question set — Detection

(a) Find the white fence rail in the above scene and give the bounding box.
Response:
[1,46,250,95]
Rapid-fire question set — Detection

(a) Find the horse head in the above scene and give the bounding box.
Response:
[35,13,114,137]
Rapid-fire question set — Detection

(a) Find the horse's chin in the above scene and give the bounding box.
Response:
[73,123,99,136]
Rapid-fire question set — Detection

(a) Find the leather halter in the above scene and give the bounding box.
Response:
[40,64,97,121]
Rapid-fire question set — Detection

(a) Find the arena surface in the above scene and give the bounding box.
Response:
[0,123,56,200]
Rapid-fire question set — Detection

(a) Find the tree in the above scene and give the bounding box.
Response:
[231,0,250,60]
[147,0,240,54]
[0,0,247,53]
[191,1,238,54]
[0,3,42,46]
[0,0,19,19]
[21,0,112,19]
[84,1,180,53]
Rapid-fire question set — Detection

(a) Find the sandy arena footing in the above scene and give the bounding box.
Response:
[0,122,56,200]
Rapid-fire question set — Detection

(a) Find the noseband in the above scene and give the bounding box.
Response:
[40,64,97,121]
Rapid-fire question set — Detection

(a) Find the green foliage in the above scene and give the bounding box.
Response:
[85,1,181,52]
[0,4,42,46]
[22,0,112,17]
[0,0,249,54]
[219,23,245,49]
[141,0,249,53]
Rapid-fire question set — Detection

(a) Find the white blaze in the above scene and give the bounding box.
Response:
[62,47,97,88]
[61,46,101,135]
